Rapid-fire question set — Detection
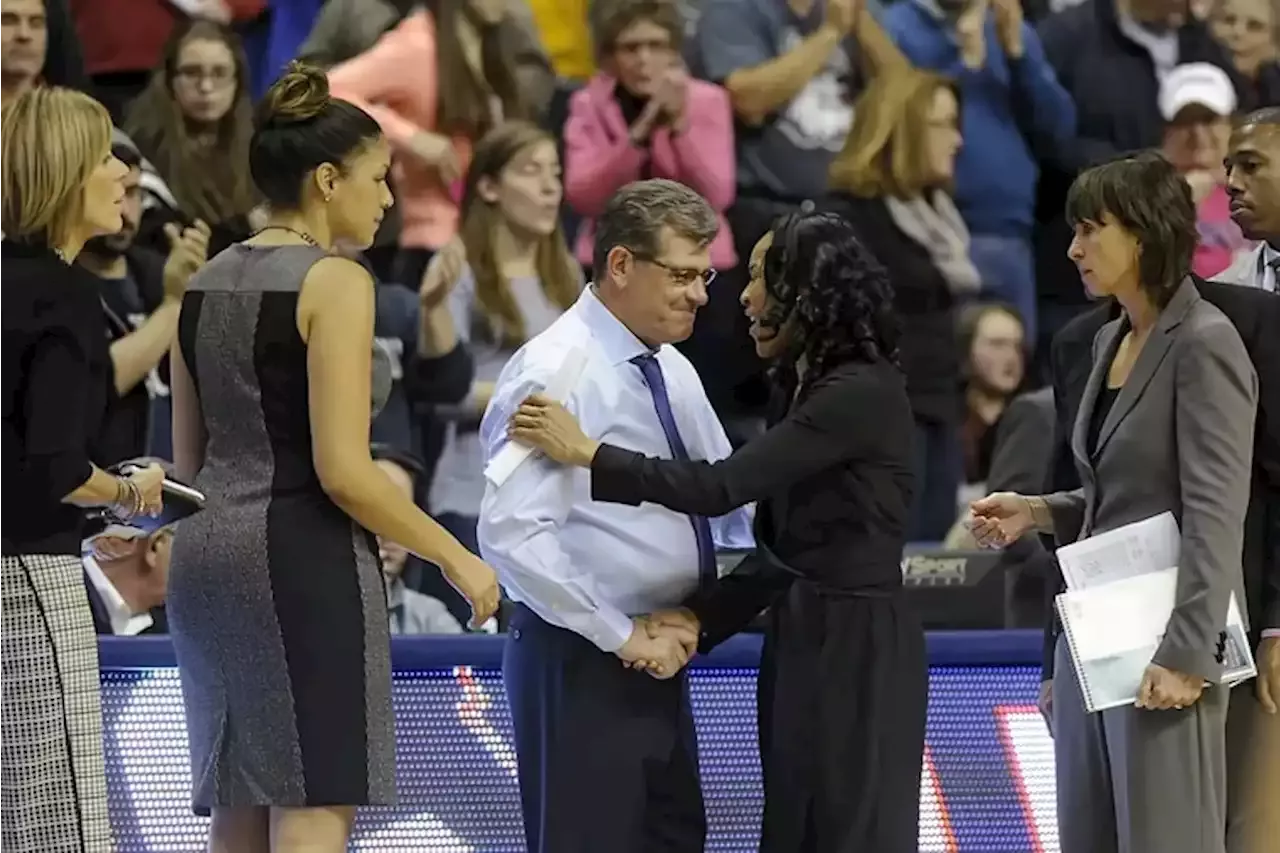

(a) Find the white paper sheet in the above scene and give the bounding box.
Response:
[483,347,588,489]
[1056,512,1182,591]
[1057,567,1257,712]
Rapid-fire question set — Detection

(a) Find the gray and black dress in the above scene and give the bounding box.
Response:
[168,244,396,813]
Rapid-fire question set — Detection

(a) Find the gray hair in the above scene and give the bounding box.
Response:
[589,0,685,60]
[592,179,718,275]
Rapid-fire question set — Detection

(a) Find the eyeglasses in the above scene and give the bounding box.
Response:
[633,252,717,288]
[173,65,236,88]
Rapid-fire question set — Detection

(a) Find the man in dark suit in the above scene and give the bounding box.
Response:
[1038,278,1280,851]
[985,387,1057,627]
[1218,107,1280,853]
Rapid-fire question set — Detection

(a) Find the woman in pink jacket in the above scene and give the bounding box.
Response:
[564,0,736,274]
[327,0,548,288]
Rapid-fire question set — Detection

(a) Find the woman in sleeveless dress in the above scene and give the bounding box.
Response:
[167,63,501,853]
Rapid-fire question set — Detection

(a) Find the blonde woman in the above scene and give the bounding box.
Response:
[1,86,166,853]
[823,69,971,542]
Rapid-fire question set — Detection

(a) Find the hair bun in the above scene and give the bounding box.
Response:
[257,61,330,127]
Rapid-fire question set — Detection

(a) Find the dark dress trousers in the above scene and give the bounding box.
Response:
[590,359,927,853]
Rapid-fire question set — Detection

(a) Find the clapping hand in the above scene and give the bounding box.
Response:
[419,237,466,310]
[161,219,212,299]
[408,131,462,184]
[1135,663,1205,711]
[823,0,861,35]
[955,0,989,69]
[655,64,690,130]
[990,0,1024,59]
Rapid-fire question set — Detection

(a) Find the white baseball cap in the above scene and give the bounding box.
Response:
[1159,63,1238,121]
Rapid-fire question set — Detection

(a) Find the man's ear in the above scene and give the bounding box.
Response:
[606,245,633,287]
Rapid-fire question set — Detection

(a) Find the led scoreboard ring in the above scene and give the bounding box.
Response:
[99,632,1059,852]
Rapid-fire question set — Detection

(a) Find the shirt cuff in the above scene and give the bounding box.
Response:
[1261,629,1280,640]
[587,607,636,654]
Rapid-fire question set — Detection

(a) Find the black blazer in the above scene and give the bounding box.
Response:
[1041,280,1280,677]
[590,359,915,647]
[2,242,113,556]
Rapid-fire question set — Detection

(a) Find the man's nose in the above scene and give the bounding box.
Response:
[1067,237,1084,260]
[689,278,709,307]
[1224,167,1244,195]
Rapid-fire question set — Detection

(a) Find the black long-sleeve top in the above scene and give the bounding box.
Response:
[2,241,113,556]
[590,359,916,647]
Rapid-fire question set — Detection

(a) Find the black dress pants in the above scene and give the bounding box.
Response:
[503,603,706,853]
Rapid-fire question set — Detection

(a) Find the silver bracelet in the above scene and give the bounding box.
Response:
[113,477,143,520]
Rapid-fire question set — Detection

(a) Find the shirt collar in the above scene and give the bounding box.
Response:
[1258,243,1280,290]
[82,555,154,636]
[577,285,659,367]
[386,575,406,609]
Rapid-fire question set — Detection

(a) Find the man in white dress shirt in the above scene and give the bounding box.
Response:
[478,179,754,853]
[1219,105,1280,853]
[82,524,172,636]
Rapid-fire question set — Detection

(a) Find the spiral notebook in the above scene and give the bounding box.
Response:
[1055,567,1256,713]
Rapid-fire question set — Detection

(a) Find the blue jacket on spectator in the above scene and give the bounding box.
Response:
[883,0,1075,238]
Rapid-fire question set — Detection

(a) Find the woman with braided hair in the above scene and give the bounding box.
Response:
[507,211,926,852]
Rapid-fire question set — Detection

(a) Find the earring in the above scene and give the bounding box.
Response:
[323,192,333,203]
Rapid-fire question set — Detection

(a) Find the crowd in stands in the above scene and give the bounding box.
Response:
[3,0,1276,634]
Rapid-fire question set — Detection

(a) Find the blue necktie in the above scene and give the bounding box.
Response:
[631,354,717,590]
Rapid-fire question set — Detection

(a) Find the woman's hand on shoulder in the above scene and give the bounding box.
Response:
[508,394,599,467]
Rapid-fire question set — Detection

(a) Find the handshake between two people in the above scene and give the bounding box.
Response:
[615,608,701,679]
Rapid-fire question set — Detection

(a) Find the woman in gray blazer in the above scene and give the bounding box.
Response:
[969,151,1259,853]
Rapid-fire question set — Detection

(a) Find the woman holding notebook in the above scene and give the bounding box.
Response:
[968,152,1258,853]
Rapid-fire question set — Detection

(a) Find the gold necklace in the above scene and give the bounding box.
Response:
[253,225,321,247]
